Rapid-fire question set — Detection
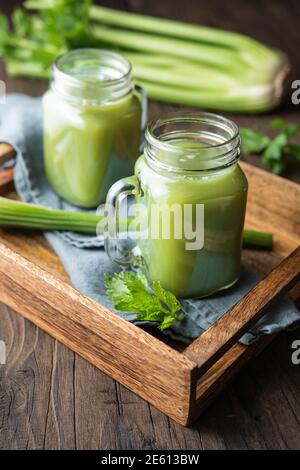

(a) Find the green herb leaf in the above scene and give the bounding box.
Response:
[160,315,179,331]
[39,0,92,48]
[287,143,300,165]
[240,128,270,154]
[104,271,185,330]
[263,133,288,160]
[12,8,31,37]
[0,13,9,56]
[269,118,300,139]
[104,271,156,312]
[241,119,300,175]
[262,134,288,174]
[262,133,287,174]
[152,281,182,315]
[263,158,286,175]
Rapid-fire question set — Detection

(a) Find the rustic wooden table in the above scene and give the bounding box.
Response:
[0,0,300,450]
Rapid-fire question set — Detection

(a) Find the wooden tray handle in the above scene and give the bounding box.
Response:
[0,142,16,165]
[0,143,16,195]
[183,245,300,378]
[0,168,15,195]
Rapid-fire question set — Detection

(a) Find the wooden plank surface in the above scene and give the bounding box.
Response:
[184,246,300,376]
[0,159,299,427]
[1,0,300,449]
[0,241,196,425]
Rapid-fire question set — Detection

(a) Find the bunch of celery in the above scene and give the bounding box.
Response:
[0,0,290,113]
[0,197,273,249]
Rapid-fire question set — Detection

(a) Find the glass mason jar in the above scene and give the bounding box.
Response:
[43,49,146,208]
[105,113,248,299]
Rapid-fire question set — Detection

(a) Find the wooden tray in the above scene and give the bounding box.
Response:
[0,143,299,426]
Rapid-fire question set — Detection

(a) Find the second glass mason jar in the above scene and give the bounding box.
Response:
[43,49,145,208]
[105,113,248,299]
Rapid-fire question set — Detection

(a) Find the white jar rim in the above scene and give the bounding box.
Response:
[145,112,240,173]
[52,48,133,105]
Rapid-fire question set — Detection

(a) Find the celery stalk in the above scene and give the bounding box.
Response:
[243,229,273,249]
[89,5,286,74]
[6,60,51,80]
[89,5,269,55]
[134,79,280,112]
[21,0,290,112]
[91,25,246,72]
[129,61,235,90]
[0,197,101,233]
[0,198,273,250]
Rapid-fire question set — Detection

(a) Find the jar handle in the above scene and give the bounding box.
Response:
[134,85,148,151]
[104,175,141,266]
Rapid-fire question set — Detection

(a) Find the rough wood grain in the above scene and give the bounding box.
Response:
[184,246,300,377]
[0,240,196,424]
[241,163,300,256]
[0,152,299,427]
[0,169,14,196]
[0,143,16,165]
[2,306,299,449]
[0,144,15,195]
[1,0,300,450]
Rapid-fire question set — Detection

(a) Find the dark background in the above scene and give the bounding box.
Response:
[0,0,299,450]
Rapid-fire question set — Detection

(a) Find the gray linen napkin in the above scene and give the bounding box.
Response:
[0,93,299,345]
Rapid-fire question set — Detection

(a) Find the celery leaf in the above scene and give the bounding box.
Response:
[104,271,185,330]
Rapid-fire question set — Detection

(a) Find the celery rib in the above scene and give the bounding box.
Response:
[91,25,247,72]
[243,229,273,249]
[12,0,290,112]
[89,5,265,54]
[0,198,273,250]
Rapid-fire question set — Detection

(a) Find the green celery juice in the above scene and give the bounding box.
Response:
[135,137,248,298]
[43,49,143,208]
[43,92,141,207]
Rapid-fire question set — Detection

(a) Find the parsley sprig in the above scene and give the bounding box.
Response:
[104,271,185,331]
[240,118,300,174]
